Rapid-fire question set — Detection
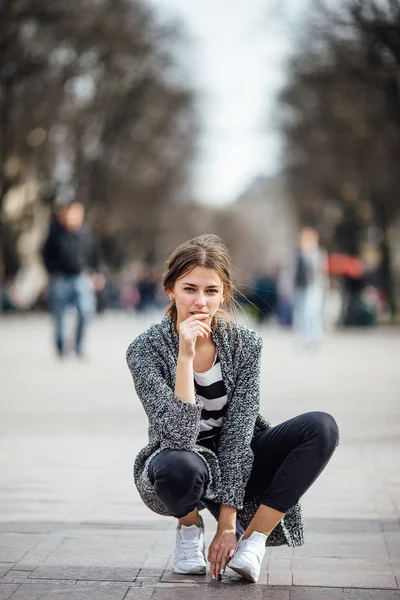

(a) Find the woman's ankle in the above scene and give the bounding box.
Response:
[178,510,201,528]
[242,529,268,541]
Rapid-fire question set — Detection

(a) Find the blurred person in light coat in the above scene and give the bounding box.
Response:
[292,227,328,347]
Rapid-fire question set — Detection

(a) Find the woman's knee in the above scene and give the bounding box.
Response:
[150,450,208,490]
[306,411,339,450]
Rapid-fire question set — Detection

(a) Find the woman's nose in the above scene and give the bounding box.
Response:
[194,293,206,306]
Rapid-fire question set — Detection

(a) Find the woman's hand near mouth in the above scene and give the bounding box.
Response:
[178,313,212,360]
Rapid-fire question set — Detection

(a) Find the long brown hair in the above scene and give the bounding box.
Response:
[163,234,236,328]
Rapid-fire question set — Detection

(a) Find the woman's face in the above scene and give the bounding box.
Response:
[169,266,224,327]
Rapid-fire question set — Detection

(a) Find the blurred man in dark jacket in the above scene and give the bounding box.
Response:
[42,201,104,358]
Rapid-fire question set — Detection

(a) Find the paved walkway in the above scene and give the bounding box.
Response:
[0,312,399,599]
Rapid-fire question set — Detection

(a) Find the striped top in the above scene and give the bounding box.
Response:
[194,353,228,450]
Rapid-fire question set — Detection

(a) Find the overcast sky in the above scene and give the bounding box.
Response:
[149,0,310,205]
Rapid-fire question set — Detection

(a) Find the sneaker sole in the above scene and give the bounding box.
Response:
[228,563,257,583]
[173,565,206,575]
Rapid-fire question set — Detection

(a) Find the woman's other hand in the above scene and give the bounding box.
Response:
[208,528,237,579]
[178,313,212,360]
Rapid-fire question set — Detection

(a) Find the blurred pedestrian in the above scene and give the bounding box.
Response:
[136,266,158,312]
[249,270,278,324]
[126,234,339,583]
[41,200,104,358]
[293,227,328,347]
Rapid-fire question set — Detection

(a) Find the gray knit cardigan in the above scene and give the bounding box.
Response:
[126,315,304,547]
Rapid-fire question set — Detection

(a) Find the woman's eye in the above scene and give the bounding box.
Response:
[183,287,217,294]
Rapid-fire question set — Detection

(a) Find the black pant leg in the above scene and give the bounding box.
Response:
[246,411,339,513]
[148,449,209,519]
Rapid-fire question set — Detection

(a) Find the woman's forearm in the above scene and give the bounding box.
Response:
[174,354,196,404]
[218,504,237,531]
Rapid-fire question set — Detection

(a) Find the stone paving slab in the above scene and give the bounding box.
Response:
[15,534,64,572]
[291,557,397,589]
[38,536,151,569]
[5,582,130,600]
[1,571,31,584]
[30,566,139,581]
[0,569,10,581]
[0,585,19,600]
[0,534,44,563]
[292,533,389,558]
[149,585,267,599]
[290,589,400,599]
[124,590,155,600]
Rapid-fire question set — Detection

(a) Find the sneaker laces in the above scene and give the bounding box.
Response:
[179,527,203,560]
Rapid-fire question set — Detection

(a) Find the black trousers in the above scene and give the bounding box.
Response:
[148,411,339,519]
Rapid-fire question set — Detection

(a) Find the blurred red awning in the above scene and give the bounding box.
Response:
[328,254,364,278]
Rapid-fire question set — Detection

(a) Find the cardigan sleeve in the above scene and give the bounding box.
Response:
[126,335,203,451]
[215,332,262,510]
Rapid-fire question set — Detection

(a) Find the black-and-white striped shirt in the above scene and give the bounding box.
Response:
[194,353,228,450]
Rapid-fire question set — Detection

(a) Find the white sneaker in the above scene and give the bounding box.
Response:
[228,531,267,582]
[173,516,207,575]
